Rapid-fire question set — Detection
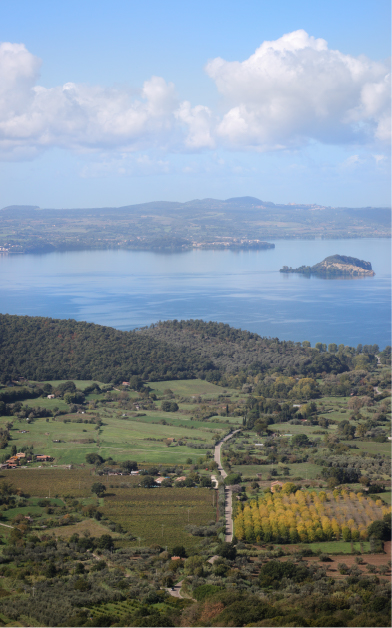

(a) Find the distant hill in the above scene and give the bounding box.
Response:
[0,197,390,254]
[280,254,375,277]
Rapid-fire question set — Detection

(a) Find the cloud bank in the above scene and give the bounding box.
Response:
[0,31,390,160]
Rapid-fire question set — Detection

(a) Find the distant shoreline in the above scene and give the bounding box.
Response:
[1,236,391,256]
[0,198,389,254]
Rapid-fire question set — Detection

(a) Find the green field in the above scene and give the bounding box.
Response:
[125,411,231,432]
[308,541,371,554]
[5,396,69,412]
[148,379,237,397]
[340,440,392,455]
[380,491,391,504]
[0,409,226,465]
[0,377,245,465]
[231,461,321,480]
[272,423,329,435]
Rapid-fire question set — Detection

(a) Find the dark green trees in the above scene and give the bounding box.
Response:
[91,482,106,497]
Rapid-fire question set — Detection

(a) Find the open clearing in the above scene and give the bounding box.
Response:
[148,379,237,396]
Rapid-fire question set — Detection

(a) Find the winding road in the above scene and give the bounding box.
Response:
[213,430,240,542]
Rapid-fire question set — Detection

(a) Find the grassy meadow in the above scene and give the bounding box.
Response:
[0,377,241,464]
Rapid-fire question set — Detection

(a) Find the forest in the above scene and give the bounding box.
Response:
[1,314,385,386]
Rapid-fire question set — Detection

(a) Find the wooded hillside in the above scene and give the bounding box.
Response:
[0,315,355,385]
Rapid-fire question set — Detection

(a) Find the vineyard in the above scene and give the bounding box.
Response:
[0,468,96,498]
[101,487,216,549]
[234,487,391,544]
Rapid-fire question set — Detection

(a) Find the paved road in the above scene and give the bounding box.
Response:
[166,429,241,600]
[214,429,240,542]
[214,430,240,479]
[166,580,183,598]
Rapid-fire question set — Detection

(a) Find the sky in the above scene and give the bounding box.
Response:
[0,0,390,209]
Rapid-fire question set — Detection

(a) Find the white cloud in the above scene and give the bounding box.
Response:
[175,102,215,149]
[373,154,387,164]
[80,153,170,178]
[205,29,391,149]
[0,34,389,161]
[341,154,362,168]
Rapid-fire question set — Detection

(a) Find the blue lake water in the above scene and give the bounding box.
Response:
[0,239,390,348]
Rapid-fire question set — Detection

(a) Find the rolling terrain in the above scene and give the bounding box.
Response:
[0,197,390,254]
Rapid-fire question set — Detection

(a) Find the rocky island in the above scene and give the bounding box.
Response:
[280,254,375,277]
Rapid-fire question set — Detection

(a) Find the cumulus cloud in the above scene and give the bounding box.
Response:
[0,33,389,161]
[175,102,215,149]
[0,43,181,157]
[206,29,391,149]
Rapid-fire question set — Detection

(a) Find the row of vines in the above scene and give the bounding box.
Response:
[234,488,390,544]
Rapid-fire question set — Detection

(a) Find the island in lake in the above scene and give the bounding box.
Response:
[280,254,375,277]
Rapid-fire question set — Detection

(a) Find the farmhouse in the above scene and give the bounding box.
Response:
[47,394,55,399]
[6,456,18,464]
[36,454,52,461]
[16,452,26,458]
[155,477,170,485]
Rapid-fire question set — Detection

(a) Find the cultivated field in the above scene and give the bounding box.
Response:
[101,487,216,549]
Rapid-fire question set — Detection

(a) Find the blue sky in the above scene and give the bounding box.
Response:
[0,0,390,208]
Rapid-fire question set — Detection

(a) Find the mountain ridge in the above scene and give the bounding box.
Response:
[2,196,390,213]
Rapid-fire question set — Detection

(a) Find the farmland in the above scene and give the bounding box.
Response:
[0,378,238,465]
[0,318,390,626]
[0,468,216,551]
[101,488,216,549]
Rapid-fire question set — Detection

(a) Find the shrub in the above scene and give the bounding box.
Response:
[367,519,391,541]
[217,542,237,560]
[193,584,223,602]
[91,482,106,497]
[139,475,157,488]
[259,560,310,588]
[224,473,242,486]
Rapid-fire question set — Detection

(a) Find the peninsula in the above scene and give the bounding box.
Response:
[280,254,375,277]
[0,197,390,255]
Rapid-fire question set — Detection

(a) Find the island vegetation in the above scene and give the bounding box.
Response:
[280,254,376,277]
[0,315,390,626]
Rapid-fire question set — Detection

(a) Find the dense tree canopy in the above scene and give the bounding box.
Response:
[0,315,354,386]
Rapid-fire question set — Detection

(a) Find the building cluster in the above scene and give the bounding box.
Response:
[0,452,52,469]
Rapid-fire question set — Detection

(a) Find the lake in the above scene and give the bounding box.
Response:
[0,238,390,348]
